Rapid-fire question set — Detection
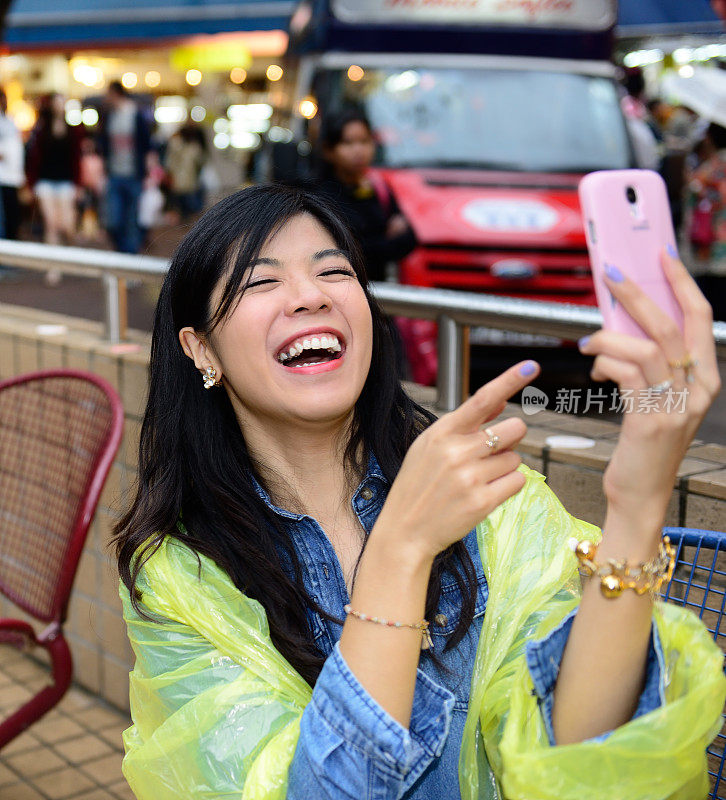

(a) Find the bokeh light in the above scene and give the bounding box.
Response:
[266,64,283,82]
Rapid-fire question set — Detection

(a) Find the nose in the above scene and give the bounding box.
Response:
[285,276,332,316]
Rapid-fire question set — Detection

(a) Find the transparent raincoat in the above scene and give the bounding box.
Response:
[121,466,726,799]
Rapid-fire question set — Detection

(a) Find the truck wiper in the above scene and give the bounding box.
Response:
[536,164,616,174]
[392,159,528,171]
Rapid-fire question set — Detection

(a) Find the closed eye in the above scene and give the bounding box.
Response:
[320,268,356,278]
[246,278,278,289]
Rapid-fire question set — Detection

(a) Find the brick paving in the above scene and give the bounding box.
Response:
[0,647,133,800]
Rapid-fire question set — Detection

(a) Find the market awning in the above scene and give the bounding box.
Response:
[3,0,296,50]
[617,0,722,36]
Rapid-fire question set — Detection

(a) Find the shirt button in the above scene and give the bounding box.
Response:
[434,613,448,627]
[360,487,373,500]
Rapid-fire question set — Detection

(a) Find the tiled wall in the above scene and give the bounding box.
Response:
[1,302,725,712]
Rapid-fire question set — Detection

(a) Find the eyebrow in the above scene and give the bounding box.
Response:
[251,248,350,269]
[312,248,350,262]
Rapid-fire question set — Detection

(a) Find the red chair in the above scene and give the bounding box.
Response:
[0,369,123,748]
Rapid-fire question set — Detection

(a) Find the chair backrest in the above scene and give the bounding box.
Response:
[662,527,726,800]
[0,370,123,623]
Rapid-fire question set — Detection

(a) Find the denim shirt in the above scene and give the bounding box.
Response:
[252,457,664,800]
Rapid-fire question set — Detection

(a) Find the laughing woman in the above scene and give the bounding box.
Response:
[115,185,724,800]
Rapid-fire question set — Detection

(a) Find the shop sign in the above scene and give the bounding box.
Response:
[171,43,252,73]
[331,0,615,30]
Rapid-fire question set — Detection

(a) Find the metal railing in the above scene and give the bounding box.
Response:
[1,239,724,411]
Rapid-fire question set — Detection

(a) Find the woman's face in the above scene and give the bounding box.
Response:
[203,213,373,430]
[326,121,376,180]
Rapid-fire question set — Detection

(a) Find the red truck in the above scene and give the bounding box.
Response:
[285,0,633,354]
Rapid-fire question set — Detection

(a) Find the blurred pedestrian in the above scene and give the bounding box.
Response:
[165,123,206,222]
[620,68,659,171]
[687,121,726,320]
[0,88,25,241]
[315,109,429,382]
[77,137,106,242]
[26,93,83,283]
[316,108,416,283]
[98,80,151,253]
[138,150,166,245]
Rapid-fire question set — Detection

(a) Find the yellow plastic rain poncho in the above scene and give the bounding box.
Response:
[121,465,726,799]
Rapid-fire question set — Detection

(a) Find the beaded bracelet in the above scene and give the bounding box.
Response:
[570,536,676,599]
[344,603,433,650]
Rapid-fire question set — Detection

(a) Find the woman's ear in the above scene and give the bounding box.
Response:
[179,327,221,377]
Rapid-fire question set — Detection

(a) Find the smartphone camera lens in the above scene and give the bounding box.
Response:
[626,186,637,204]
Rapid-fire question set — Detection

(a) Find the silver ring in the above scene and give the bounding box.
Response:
[484,427,500,452]
[648,378,674,395]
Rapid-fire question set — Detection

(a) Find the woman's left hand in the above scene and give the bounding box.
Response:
[579,248,721,528]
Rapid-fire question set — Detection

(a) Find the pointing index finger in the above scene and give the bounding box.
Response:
[444,360,539,434]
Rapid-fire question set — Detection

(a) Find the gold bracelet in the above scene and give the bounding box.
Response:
[570,537,676,599]
[344,604,433,650]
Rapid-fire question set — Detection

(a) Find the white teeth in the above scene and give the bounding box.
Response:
[277,333,343,363]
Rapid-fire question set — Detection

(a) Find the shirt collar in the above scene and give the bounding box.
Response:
[250,451,389,521]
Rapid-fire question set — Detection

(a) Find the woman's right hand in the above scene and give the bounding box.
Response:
[372,361,538,561]
[386,214,410,238]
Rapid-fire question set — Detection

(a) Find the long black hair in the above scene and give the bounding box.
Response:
[114,184,476,685]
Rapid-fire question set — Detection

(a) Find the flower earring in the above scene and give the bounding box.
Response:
[203,366,220,389]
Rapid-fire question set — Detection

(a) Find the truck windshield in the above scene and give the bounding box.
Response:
[326,67,631,173]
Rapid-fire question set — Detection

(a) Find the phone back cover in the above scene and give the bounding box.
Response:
[579,169,684,337]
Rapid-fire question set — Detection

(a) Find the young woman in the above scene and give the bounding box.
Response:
[316,108,416,282]
[26,93,83,284]
[115,184,724,799]
[26,94,83,230]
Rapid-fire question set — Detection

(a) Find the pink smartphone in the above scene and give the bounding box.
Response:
[578,169,684,338]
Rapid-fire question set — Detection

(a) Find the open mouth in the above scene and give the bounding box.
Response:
[276,333,345,369]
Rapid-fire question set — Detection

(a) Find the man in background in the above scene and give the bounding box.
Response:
[98,80,151,253]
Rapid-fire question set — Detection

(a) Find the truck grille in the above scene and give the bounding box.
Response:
[403,247,596,304]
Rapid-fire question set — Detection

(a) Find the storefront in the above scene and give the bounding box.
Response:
[616,0,724,85]
[0,1,297,185]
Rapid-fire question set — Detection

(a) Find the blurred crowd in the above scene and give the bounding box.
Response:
[0,68,725,322]
[621,66,726,320]
[0,79,212,284]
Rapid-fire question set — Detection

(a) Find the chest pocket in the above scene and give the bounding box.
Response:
[431,570,488,639]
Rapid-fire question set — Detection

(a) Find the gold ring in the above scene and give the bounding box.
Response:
[668,355,697,370]
[484,427,500,452]
[669,355,698,384]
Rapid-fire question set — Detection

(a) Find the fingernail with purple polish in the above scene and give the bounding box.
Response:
[520,361,536,376]
[578,335,590,349]
[605,263,624,282]
[666,244,678,258]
